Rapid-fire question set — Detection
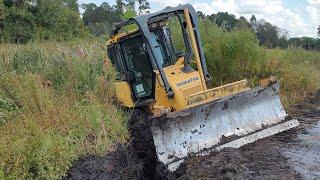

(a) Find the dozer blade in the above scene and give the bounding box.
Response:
[150,82,299,171]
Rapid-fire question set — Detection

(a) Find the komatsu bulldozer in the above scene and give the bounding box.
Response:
[106,4,299,171]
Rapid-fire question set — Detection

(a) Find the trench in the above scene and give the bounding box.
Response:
[66,91,320,180]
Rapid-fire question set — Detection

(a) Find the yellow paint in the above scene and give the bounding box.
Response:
[115,81,135,107]
[108,11,252,115]
[186,80,250,107]
[153,62,250,111]
[154,62,204,111]
[184,8,207,90]
[107,29,139,45]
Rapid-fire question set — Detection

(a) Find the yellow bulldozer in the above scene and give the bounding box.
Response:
[106,4,299,171]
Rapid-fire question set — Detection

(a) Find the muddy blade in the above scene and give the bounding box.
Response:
[150,82,300,171]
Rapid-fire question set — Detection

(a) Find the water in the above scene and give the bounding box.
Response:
[285,123,320,180]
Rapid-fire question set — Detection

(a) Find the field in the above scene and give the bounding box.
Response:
[0,24,320,179]
[0,42,129,179]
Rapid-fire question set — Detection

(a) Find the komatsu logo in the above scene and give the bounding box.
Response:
[176,77,199,87]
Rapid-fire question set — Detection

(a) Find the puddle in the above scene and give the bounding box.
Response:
[285,123,320,180]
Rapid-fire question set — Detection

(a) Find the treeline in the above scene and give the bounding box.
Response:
[0,0,319,51]
[198,12,320,51]
[0,0,89,43]
[0,0,149,43]
[81,0,149,36]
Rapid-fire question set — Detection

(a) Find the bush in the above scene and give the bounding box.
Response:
[199,19,268,86]
[2,9,36,43]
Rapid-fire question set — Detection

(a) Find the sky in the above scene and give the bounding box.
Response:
[78,0,320,38]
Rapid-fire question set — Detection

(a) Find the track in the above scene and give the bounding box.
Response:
[66,91,320,180]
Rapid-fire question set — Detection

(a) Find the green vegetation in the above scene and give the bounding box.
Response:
[0,42,129,179]
[195,19,320,108]
[81,0,150,36]
[204,12,320,51]
[1,29,319,178]
[0,1,319,179]
[0,0,89,43]
[265,48,320,107]
[171,18,320,105]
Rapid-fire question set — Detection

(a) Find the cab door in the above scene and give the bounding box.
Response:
[120,35,154,100]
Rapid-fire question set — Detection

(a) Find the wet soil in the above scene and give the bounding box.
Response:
[66,144,143,180]
[66,91,320,180]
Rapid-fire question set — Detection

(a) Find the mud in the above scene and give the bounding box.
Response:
[173,91,320,180]
[66,91,320,180]
[66,144,143,180]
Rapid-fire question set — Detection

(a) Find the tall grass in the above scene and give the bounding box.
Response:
[265,48,320,107]
[199,20,269,86]
[197,19,320,108]
[0,42,128,179]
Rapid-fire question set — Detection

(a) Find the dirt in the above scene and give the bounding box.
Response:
[65,144,143,180]
[66,91,320,180]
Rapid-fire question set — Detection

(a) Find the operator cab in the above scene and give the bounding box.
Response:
[107,5,210,106]
[107,15,187,103]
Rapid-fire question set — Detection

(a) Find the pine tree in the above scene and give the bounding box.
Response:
[250,15,257,31]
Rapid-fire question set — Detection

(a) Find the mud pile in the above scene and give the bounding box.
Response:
[66,92,320,180]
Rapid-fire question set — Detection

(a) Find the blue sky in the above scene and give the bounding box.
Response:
[78,0,320,38]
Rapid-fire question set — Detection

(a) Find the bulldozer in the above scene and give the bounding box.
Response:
[106,4,299,171]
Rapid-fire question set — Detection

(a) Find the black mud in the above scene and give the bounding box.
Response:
[66,91,320,180]
[66,144,143,180]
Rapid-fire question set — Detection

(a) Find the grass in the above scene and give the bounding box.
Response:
[0,21,319,179]
[265,48,320,108]
[0,42,129,179]
[196,19,320,109]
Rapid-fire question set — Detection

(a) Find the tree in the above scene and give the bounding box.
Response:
[115,0,125,15]
[0,1,5,36]
[82,2,122,36]
[236,16,250,29]
[81,0,150,36]
[197,11,205,19]
[250,15,256,24]
[125,0,135,10]
[277,36,288,49]
[1,0,88,43]
[137,0,150,14]
[3,8,36,43]
[300,37,316,50]
[209,12,237,29]
[318,25,320,37]
[250,15,257,31]
[256,20,279,48]
[34,0,87,40]
[64,0,80,13]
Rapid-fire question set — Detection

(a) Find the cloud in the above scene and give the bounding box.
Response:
[305,0,319,37]
[193,2,215,15]
[149,0,188,8]
[190,0,318,37]
[308,0,320,7]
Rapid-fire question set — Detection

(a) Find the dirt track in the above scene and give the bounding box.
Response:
[66,91,320,180]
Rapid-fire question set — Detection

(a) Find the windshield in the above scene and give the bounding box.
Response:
[147,12,192,68]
